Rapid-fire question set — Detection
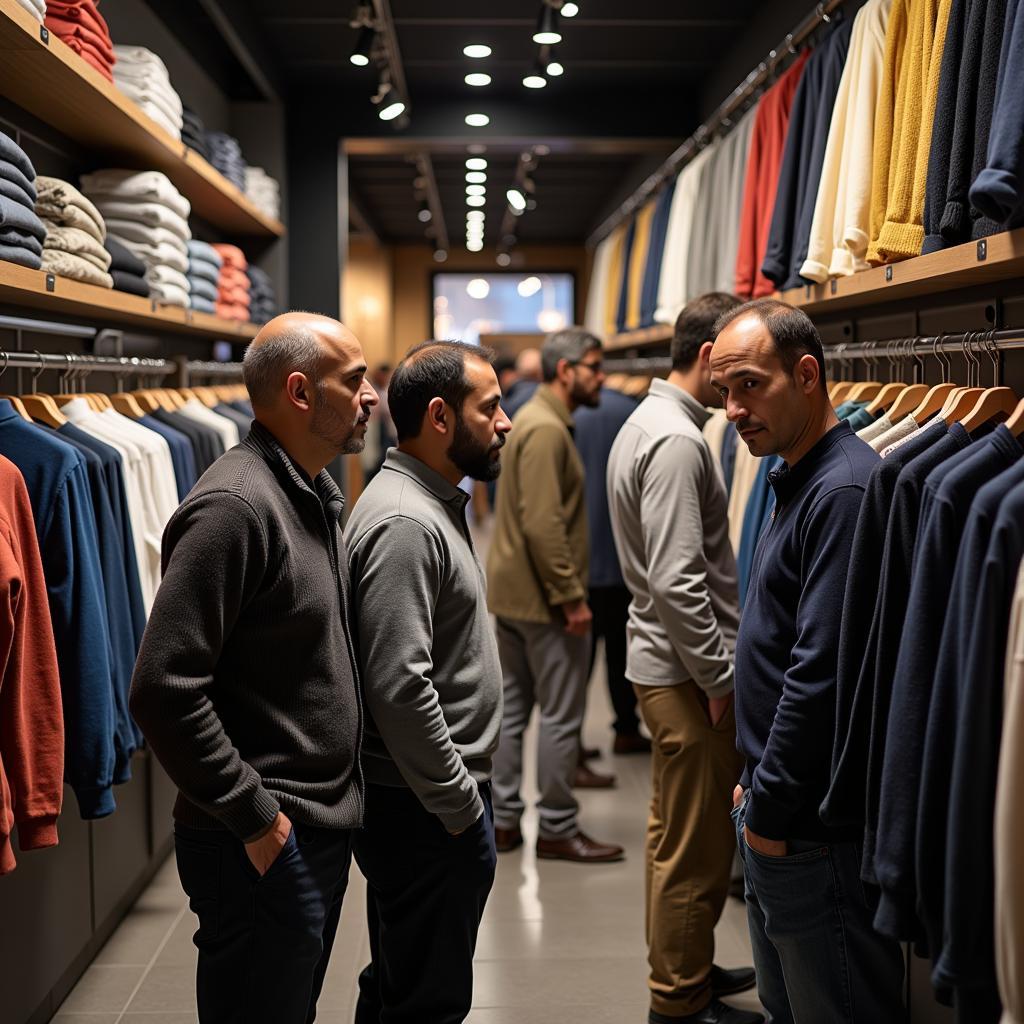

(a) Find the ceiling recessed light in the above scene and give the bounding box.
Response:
[467,277,490,297]
[562,2,579,16]
[467,194,487,207]
[466,184,486,196]
[465,73,492,87]
[533,5,562,44]
[466,157,488,171]
[465,113,490,127]
[466,171,488,184]
[463,44,492,58]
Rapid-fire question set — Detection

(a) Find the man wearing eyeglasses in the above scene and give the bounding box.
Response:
[487,327,625,863]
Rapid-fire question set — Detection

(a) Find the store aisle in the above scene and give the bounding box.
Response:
[52,674,762,1023]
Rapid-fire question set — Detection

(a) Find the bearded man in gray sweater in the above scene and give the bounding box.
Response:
[345,340,511,1024]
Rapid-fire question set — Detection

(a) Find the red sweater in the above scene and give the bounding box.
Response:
[735,50,812,298]
[0,455,63,875]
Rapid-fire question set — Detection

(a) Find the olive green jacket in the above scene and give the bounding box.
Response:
[487,385,589,623]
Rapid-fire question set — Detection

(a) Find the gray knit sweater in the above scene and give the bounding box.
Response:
[130,421,364,840]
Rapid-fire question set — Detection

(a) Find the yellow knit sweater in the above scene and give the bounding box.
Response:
[868,0,953,263]
[603,222,628,339]
[626,199,657,330]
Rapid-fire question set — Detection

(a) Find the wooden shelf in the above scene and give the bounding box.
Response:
[0,263,259,339]
[0,0,284,239]
[606,228,1024,350]
[779,228,1024,314]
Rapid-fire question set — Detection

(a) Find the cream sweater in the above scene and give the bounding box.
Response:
[801,0,893,281]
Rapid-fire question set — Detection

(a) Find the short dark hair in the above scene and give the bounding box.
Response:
[712,298,827,393]
[672,292,742,371]
[388,340,495,442]
[541,327,602,382]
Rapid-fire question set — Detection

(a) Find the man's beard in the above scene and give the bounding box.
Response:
[312,386,367,455]
[448,412,504,481]
[571,378,600,408]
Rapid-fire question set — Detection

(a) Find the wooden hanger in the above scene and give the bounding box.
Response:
[830,382,856,403]
[845,380,884,402]
[21,393,67,427]
[194,387,221,408]
[907,383,958,424]
[0,394,33,421]
[1005,398,1024,437]
[110,392,147,419]
[866,382,911,415]
[941,388,985,425]
[958,387,1019,433]
[131,390,163,414]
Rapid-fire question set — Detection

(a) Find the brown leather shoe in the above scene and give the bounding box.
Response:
[494,826,523,853]
[536,831,625,863]
[580,746,601,761]
[573,764,616,789]
[612,732,652,755]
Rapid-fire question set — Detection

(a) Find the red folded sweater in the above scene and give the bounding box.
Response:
[218,266,250,291]
[60,37,114,81]
[45,15,115,62]
[212,243,247,271]
[0,455,64,876]
[45,0,112,44]
[216,302,250,322]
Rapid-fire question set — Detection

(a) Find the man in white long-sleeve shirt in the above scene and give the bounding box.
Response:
[607,293,760,1024]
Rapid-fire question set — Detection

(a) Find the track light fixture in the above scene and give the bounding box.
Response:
[506,188,527,213]
[464,44,492,58]
[523,61,547,89]
[465,113,490,127]
[417,199,432,223]
[533,3,562,45]
[561,2,579,16]
[545,48,564,76]
[465,73,492,87]
[377,83,406,121]
[466,157,488,171]
[466,171,487,184]
[349,4,375,66]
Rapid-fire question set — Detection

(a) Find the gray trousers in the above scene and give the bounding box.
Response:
[492,616,589,840]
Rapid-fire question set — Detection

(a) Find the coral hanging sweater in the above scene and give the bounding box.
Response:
[735,50,812,298]
[0,455,64,875]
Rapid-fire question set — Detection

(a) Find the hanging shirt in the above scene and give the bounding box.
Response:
[823,419,946,830]
[0,400,116,819]
[735,49,812,298]
[150,408,223,474]
[614,216,637,334]
[0,454,63,875]
[915,457,1024,991]
[736,456,781,604]
[584,231,615,337]
[138,413,198,502]
[874,427,1023,943]
[178,398,239,451]
[639,180,676,328]
[625,198,657,331]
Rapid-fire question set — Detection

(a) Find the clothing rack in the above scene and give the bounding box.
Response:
[185,359,245,382]
[823,329,1024,364]
[586,0,849,248]
[0,349,174,376]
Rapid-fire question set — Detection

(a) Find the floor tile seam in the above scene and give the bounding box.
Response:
[113,903,190,1023]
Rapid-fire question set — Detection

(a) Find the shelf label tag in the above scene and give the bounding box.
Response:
[885,266,893,282]
[39,26,49,44]
[830,279,837,295]
[977,239,988,262]
[45,274,55,292]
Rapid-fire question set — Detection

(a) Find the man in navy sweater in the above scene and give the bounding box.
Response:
[709,299,904,1024]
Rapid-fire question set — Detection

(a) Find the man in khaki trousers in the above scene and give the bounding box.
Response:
[607,294,760,1024]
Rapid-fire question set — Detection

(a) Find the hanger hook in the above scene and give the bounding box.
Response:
[0,350,8,385]
[986,329,1001,386]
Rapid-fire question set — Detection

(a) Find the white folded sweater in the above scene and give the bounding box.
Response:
[81,170,191,220]
[91,199,190,241]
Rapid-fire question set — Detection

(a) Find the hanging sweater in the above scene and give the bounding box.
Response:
[868,0,955,263]
[735,50,811,298]
[639,180,676,327]
[922,0,1008,252]
[762,19,854,290]
[0,455,64,875]
[603,222,628,339]
[803,0,894,280]
[625,199,657,330]
[969,0,1024,230]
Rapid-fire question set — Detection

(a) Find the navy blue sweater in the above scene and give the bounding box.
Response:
[735,422,878,842]
[873,427,1022,943]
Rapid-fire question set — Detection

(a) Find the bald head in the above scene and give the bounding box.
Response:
[243,312,363,410]
[515,347,542,382]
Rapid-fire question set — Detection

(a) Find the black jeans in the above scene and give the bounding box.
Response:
[354,782,497,1024]
[589,584,640,735]
[174,821,353,1024]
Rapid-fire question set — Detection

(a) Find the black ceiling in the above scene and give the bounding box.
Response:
[154,0,770,245]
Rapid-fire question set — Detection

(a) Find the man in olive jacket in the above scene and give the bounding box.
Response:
[487,327,624,863]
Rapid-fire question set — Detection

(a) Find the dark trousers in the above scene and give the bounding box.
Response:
[174,821,353,1024]
[589,584,640,735]
[354,782,497,1024]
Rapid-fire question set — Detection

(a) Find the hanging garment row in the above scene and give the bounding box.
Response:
[703,339,1024,1021]
[0,356,251,880]
[585,0,1024,339]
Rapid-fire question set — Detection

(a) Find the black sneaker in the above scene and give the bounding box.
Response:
[710,964,757,997]
[649,998,764,1024]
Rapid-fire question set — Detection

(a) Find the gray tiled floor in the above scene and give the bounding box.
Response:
[54,670,762,1023]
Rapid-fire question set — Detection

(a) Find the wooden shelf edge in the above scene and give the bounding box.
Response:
[607,324,673,351]
[780,228,1024,314]
[0,264,258,339]
[0,0,285,240]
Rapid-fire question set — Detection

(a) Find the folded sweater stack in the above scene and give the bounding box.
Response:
[185,240,222,316]
[45,0,115,81]
[82,169,191,307]
[181,108,210,162]
[205,131,246,191]
[112,46,183,141]
[244,167,280,221]
[34,176,112,288]
[246,265,277,324]
[0,132,46,271]
[15,0,46,23]
[105,236,149,297]
[212,243,250,321]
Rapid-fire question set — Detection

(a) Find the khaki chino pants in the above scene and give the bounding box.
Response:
[635,681,743,1018]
